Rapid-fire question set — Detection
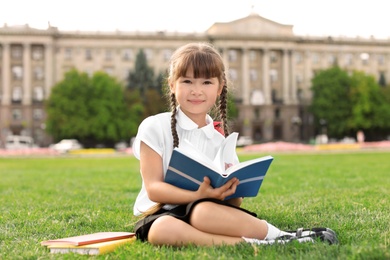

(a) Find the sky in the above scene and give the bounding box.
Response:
[1,0,389,39]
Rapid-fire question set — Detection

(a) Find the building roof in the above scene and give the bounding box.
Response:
[206,13,294,38]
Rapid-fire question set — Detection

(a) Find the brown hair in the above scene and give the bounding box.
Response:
[167,42,230,147]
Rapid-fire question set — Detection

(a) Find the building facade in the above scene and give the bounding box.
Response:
[1,13,390,147]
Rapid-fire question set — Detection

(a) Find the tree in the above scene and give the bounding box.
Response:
[310,66,352,138]
[126,50,167,119]
[348,71,383,132]
[46,69,136,147]
[45,69,91,141]
[127,49,155,97]
[310,67,390,141]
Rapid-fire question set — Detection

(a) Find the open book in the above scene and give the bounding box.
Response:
[165,132,273,199]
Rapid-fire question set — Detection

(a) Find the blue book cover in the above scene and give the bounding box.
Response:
[165,139,273,199]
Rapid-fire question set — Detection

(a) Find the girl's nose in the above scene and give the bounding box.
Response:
[190,83,202,94]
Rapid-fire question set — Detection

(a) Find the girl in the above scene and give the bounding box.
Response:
[132,42,337,246]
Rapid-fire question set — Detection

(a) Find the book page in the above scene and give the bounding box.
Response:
[225,155,273,176]
[176,139,219,173]
[213,132,239,174]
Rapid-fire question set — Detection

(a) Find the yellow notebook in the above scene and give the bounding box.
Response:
[47,237,136,255]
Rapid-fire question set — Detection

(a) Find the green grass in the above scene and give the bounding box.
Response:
[1,152,389,259]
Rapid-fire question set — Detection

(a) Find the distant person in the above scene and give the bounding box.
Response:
[357,130,365,143]
[131,42,338,246]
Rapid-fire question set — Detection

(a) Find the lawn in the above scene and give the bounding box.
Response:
[0,151,389,259]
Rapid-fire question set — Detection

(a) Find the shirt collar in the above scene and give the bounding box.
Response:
[176,107,215,139]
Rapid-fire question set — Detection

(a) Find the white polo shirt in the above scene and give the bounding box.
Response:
[132,107,228,216]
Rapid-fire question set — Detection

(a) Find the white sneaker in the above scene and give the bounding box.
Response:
[242,236,314,245]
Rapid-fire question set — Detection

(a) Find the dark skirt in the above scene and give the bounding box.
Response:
[134,198,257,241]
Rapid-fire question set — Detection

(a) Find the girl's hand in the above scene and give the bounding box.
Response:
[196,176,239,200]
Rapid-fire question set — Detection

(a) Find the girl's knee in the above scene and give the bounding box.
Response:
[190,202,215,224]
[148,216,182,245]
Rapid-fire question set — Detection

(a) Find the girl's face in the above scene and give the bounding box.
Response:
[170,68,222,127]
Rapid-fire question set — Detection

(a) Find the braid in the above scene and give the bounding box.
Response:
[170,93,179,147]
[219,84,229,137]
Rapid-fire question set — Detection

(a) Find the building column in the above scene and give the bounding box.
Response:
[240,48,253,137]
[22,43,31,105]
[241,48,250,105]
[303,50,312,101]
[2,43,11,105]
[262,49,271,104]
[370,52,377,78]
[387,54,390,85]
[45,43,54,98]
[282,49,290,104]
[290,50,297,104]
[221,47,228,68]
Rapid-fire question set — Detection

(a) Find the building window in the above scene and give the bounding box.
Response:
[12,66,23,80]
[65,48,72,60]
[378,71,386,86]
[32,46,43,60]
[122,48,133,61]
[122,68,130,81]
[311,53,319,64]
[295,53,303,64]
[228,50,237,62]
[85,68,93,77]
[12,86,22,102]
[33,108,43,120]
[328,54,336,65]
[345,54,353,66]
[144,48,153,61]
[270,69,278,82]
[270,51,278,63]
[228,68,238,81]
[274,107,280,119]
[33,86,44,102]
[250,69,258,81]
[85,49,92,60]
[360,53,369,65]
[104,67,114,75]
[378,54,385,65]
[12,109,22,120]
[163,49,172,62]
[296,74,303,85]
[105,49,113,61]
[11,45,23,59]
[34,66,44,80]
[249,50,257,61]
[297,88,304,101]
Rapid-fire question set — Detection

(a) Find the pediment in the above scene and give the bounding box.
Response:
[207,14,294,37]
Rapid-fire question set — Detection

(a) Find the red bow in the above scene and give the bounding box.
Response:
[213,121,225,135]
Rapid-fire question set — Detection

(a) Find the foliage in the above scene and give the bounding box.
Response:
[310,67,390,140]
[126,50,167,121]
[227,92,239,119]
[310,66,352,138]
[348,71,387,131]
[127,49,155,95]
[1,151,389,259]
[46,69,136,147]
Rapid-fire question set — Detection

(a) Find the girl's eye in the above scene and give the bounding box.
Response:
[183,80,191,84]
[204,81,212,85]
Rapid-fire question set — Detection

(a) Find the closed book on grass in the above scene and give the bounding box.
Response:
[47,237,136,255]
[41,232,135,246]
[165,132,273,199]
